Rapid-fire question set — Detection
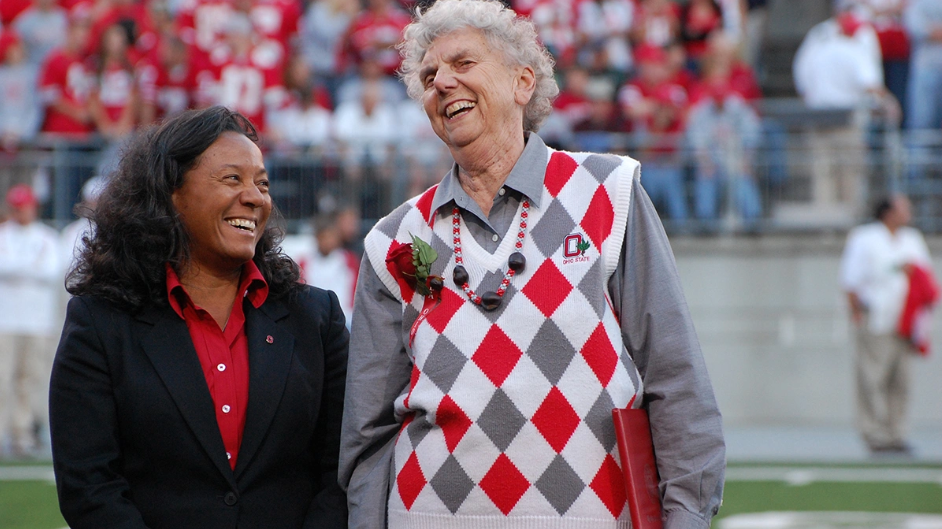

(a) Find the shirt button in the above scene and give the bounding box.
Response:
[499,187,506,196]
[491,233,499,242]
[217,363,226,372]
[222,405,231,413]
[224,492,238,506]
[226,451,232,460]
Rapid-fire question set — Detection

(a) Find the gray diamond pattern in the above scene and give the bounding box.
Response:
[535,454,586,515]
[586,391,617,451]
[428,230,452,277]
[377,205,410,239]
[581,154,621,184]
[527,319,578,385]
[476,388,527,451]
[430,454,476,514]
[575,258,606,320]
[530,200,576,258]
[403,304,420,332]
[407,414,434,449]
[621,348,640,394]
[422,335,468,393]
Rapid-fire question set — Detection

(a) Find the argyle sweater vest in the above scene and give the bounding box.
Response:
[363,149,644,528]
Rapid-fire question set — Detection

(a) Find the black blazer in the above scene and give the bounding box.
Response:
[49,286,348,529]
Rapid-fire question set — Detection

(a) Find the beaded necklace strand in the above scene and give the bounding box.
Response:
[451,200,529,311]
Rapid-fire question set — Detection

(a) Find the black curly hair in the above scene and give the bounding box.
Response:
[66,106,302,311]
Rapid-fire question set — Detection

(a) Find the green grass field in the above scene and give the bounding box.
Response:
[1,462,940,529]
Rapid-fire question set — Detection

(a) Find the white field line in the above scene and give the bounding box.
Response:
[726,466,942,486]
[0,466,55,482]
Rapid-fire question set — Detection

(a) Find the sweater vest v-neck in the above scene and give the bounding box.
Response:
[363,148,643,528]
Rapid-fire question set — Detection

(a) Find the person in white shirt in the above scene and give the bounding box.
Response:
[839,194,930,455]
[291,210,359,328]
[793,2,900,221]
[0,184,61,458]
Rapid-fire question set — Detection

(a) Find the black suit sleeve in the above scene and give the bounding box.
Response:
[49,297,150,529]
[303,289,349,528]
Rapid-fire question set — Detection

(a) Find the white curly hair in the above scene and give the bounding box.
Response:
[398,0,559,133]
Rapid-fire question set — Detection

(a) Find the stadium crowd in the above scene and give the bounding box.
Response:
[0,0,938,229]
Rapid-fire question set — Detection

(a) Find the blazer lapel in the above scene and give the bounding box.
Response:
[234,299,295,477]
[137,307,236,487]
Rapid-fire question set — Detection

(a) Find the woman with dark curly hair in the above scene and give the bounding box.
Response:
[49,106,348,529]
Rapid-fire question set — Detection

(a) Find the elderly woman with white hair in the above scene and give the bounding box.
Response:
[339,1,726,528]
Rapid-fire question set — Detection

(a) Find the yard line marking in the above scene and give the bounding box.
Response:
[0,466,55,482]
[726,466,942,485]
[719,511,942,529]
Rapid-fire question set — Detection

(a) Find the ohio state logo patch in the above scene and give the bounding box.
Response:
[563,233,591,264]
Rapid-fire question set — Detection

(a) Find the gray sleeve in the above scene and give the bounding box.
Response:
[608,178,726,529]
[338,257,413,529]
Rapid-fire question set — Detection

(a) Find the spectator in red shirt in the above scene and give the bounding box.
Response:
[680,0,723,70]
[138,35,196,126]
[88,23,139,141]
[233,0,301,57]
[86,0,159,63]
[689,30,762,105]
[176,0,234,65]
[267,54,334,153]
[339,0,410,76]
[38,12,94,137]
[631,0,682,49]
[637,83,690,226]
[552,65,594,132]
[0,0,30,27]
[194,14,286,133]
[50,105,348,529]
[618,44,689,130]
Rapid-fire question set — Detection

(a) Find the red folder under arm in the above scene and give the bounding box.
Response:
[612,407,663,529]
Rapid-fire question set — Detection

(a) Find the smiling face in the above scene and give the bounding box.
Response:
[172,131,271,277]
[419,27,535,154]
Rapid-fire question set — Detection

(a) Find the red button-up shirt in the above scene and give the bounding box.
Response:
[165,261,268,470]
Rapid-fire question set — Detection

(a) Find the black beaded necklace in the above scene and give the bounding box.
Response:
[451,200,529,311]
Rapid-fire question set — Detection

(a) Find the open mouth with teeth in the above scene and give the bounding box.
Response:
[445,101,476,119]
[227,218,257,233]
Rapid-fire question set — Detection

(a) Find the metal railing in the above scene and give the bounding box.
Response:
[3,125,942,235]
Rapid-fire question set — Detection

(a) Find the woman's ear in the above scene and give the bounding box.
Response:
[514,65,536,107]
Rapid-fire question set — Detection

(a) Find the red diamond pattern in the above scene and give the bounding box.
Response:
[479,453,531,515]
[530,387,581,453]
[544,152,579,197]
[415,184,438,224]
[589,454,628,517]
[397,413,415,442]
[402,364,421,408]
[580,185,614,249]
[472,326,524,387]
[397,452,428,510]
[521,260,573,317]
[581,323,618,386]
[436,395,472,452]
[425,287,465,333]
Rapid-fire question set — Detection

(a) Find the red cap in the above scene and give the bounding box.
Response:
[6,184,37,209]
[837,12,863,37]
[0,30,20,61]
[635,44,667,65]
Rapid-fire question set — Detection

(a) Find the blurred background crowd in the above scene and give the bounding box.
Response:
[2,0,942,458]
[1,0,941,233]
